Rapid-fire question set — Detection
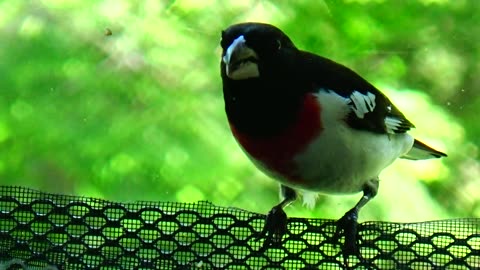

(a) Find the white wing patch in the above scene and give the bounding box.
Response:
[385,116,404,134]
[350,91,376,119]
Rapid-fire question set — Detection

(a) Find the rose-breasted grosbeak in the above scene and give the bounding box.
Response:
[219,22,446,261]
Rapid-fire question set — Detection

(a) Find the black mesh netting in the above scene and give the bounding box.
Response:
[0,186,479,269]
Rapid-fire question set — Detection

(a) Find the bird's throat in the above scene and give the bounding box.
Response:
[224,85,300,137]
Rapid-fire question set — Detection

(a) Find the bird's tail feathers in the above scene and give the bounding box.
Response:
[402,139,447,160]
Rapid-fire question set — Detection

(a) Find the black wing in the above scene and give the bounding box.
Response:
[298,51,414,134]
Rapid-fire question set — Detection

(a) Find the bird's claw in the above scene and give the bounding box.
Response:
[256,205,288,251]
[332,208,363,265]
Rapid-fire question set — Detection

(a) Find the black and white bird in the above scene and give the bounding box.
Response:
[219,22,446,261]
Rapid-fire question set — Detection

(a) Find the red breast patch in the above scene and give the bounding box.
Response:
[230,93,323,183]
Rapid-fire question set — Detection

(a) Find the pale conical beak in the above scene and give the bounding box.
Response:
[222,35,259,80]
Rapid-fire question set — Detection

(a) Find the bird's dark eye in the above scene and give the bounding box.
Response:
[276,39,282,50]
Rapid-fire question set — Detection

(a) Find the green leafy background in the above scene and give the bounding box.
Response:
[1,0,479,223]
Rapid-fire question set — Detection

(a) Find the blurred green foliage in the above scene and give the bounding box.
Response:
[1,1,479,223]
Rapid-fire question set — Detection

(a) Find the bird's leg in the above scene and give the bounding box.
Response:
[334,178,379,262]
[257,185,297,249]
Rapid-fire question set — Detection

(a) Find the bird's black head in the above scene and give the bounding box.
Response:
[220,23,304,136]
[220,22,297,81]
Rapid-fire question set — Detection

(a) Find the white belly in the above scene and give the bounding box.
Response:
[292,125,413,193]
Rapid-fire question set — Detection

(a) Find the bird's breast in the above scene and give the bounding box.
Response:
[230,93,323,184]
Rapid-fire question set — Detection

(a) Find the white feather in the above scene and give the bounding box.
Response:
[385,116,403,134]
[350,91,376,119]
[302,191,319,209]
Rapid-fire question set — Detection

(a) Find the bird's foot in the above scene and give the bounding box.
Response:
[332,208,363,265]
[256,205,288,251]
